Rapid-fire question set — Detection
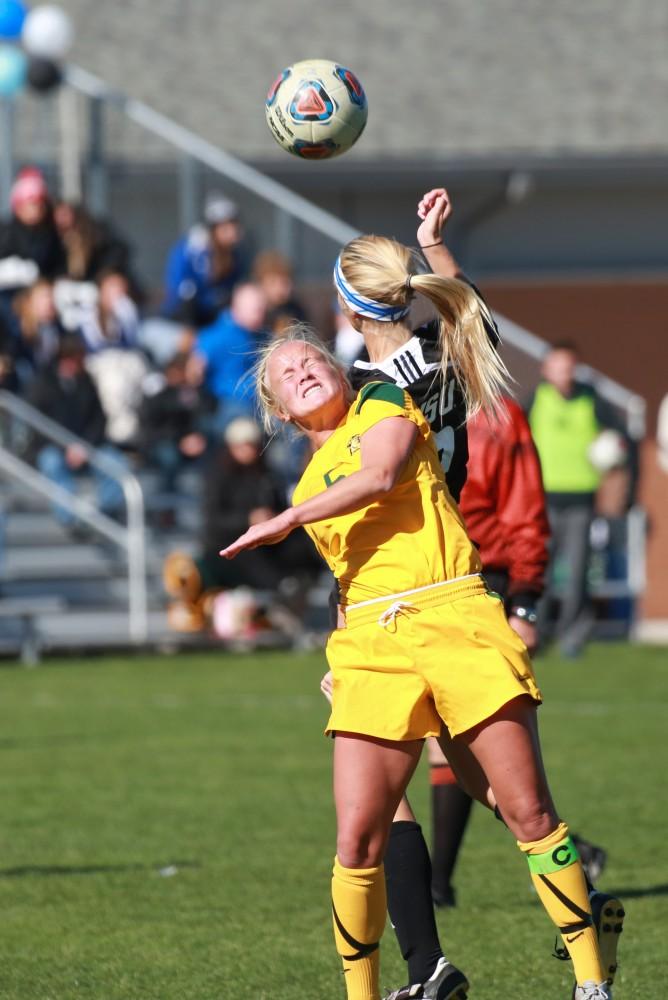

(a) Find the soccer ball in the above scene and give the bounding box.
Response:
[588,429,628,472]
[265,58,368,160]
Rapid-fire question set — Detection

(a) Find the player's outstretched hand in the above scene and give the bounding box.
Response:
[219,509,295,559]
[417,187,452,248]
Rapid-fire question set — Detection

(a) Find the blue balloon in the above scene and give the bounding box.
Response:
[0,0,26,40]
[0,43,26,96]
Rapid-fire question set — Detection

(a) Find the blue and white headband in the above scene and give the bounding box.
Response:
[334,255,411,323]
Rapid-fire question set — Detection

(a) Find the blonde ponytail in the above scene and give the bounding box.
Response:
[338,235,511,416]
[409,271,511,417]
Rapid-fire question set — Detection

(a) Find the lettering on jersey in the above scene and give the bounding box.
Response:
[422,378,456,425]
[435,425,455,471]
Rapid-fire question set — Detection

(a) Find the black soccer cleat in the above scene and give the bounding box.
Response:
[383,958,469,1000]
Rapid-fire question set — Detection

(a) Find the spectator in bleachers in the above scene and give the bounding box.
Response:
[85,348,149,452]
[163,192,247,327]
[138,352,215,496]
[196,281,268,428]
[0,168,65,289]
[75,270,148,450]
[61,267,146,450]
[163,416,321,630]
[51,201,137,340]
[0,168,65,343]
[26,334,127,532]
[252,250,307,335]
[53,200,132,283]
[77,269,140,353]
[199,417,305,588]
[10,279,63,388]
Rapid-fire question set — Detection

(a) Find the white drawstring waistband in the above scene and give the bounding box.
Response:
[348,573,482,612]
[377,600,416,628]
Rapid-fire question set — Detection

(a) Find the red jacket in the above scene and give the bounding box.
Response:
[459,398,550,601]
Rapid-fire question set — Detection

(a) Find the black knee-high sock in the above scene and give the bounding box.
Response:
[384,820,444,985]
[430,771,473,905]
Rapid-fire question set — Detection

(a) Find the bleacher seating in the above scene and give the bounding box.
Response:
[0,467,201,659]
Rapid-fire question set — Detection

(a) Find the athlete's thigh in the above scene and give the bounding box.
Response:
[461,695,556,835]
[334,732,423,835]
[437,727,493,807]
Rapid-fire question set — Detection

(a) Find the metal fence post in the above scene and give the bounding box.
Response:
[274,205,297,261]
[179,153,198,233]
[87,93,108,216]
[58,85,82,202]
[0,96,15,215]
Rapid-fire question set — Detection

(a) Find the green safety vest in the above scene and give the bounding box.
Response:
[528,383,601,493]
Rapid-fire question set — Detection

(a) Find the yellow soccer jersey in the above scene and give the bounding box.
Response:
[291,381,482,606]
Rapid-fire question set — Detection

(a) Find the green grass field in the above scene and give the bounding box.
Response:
[0,642,665,1000]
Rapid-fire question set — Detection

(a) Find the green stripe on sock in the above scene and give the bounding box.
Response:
[526,836,580,875]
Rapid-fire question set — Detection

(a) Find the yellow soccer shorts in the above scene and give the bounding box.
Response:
[325,576,541,741]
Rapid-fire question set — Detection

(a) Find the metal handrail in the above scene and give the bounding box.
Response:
[0,390,147,642]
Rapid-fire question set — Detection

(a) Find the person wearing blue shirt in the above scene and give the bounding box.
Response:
[196,282,268,429]
[163,193,248,327]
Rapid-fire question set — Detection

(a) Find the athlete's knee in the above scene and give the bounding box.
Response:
[505,797,559,843]
[336,826,385,869]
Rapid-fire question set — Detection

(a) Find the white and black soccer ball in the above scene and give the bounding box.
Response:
[588,429,628,472]
[265,58,368,160]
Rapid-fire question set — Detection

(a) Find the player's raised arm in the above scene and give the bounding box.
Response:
[416,187,461,279]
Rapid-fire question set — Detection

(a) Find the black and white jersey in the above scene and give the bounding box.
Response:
[348,286,499,503]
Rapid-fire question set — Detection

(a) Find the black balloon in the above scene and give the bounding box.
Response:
[27,56,62,93]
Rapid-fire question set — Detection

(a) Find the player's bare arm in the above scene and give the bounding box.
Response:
[220,415,417,559]
[417,186,461,279]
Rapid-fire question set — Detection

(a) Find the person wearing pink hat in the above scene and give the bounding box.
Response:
[0,166,65,287]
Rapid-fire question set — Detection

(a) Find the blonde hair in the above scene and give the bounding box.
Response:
[12,278,53,342]
[338,235,511,416]
[254,323,353,433]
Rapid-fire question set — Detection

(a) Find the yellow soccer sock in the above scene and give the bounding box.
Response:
[331,856,386,1000]
[518,821,605,986]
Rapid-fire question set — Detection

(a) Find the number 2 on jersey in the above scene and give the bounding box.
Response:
[435,425,455,471]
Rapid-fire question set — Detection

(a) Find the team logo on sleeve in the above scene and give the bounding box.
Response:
[347,434,361,455]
